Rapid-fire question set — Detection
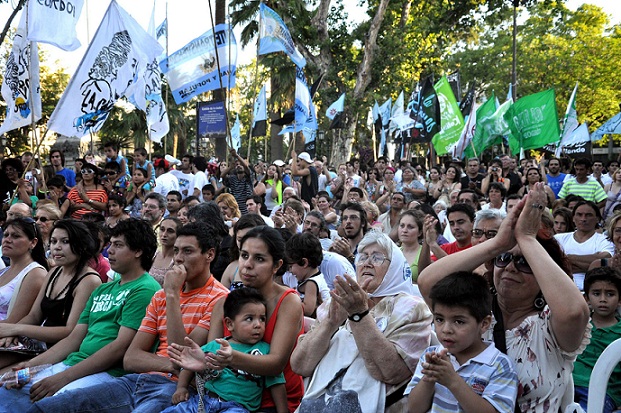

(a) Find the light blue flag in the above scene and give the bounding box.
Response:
[160,23,237,104]
[303,97,318,141]
[592,112,621,142]
[379,98,392,127]
[156,18,167,40]
[326,93,345,120]
[231,115,241,151]
[259,4,306,68]
[294,67,312,125]
[372,101,380,123]
[253,84,267,126]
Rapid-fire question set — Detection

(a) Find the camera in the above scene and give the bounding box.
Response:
[492,167,498,172]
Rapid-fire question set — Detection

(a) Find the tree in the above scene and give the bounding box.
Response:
[229,0,529,165]
[450,2,621,144]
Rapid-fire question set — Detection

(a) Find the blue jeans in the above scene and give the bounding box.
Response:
[161,394,249,413]
[0,362,114,413]
[27,373,180,413]
[574,386,617,413]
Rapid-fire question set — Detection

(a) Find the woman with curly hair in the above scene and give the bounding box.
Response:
[216,193,241,228]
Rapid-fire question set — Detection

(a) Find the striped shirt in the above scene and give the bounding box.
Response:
[558,178,607,203]
[67,187,108,219]
[405,343,518,413]
[139,276,228,362]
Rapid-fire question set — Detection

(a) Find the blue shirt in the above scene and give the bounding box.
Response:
[56,168,76,187]
[546,173,566,198]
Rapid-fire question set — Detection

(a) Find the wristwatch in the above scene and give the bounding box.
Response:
[348,309,370,322]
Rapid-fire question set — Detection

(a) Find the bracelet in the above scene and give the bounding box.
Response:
[88,199,94,205]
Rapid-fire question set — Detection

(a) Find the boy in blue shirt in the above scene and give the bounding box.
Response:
[406,272,518,413]
[165,288,287,413]
[573,267,621,413]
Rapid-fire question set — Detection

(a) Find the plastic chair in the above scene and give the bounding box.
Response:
[587,337,621,413]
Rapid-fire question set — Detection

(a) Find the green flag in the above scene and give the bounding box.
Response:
[468,93,498,156]
[504,89,560,155]
[432,76,465,155]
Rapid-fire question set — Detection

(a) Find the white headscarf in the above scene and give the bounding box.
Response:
[358,230,417,298]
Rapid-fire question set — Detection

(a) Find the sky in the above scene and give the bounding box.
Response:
[1,0,619,73]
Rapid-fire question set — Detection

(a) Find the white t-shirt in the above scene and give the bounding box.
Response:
[169,170,195,199]
[554,231,615,290]
[192,170,209,200]
[154,172,180,197]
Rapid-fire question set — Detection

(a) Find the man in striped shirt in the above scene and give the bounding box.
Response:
[558,158,607,208]
[28,222,229,412]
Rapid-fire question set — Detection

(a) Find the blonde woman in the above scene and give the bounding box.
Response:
[216,193,241,229]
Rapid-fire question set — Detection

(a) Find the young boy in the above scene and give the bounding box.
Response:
[406,272,518,413]
[573,267,621,413]
[165,288,288,413]
[285,233,330,317]
[103,142,130,182]
[133,147,156,188]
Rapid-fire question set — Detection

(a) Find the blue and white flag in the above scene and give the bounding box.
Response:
[294,67,312,126]
[560,82,579,143]
[379,98,391,127]
[231,114,241,151]
[0,12,41,135]
[326,93,345,120]
[252,84,267,137]
[132,5,169,143]
[156,18,167,40]
[46,0,163,137]
[161,24,237,104]
[28,0,83,51]
[259,4,306,68]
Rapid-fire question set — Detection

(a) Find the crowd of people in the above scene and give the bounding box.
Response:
[0,144,618,413]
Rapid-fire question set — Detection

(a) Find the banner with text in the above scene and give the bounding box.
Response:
[161,24,237,104]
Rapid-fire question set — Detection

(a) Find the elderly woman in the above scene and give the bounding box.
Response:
[418,183,590,413]
[291,230,432,413]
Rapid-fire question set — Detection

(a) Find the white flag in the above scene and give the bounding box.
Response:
[131,4,169,143]
[560,82,579,142]
[28,0,83,51]
[389,91,404,134]
[47,0,163,138]
[452,102,477,158]
[0,12,41,135]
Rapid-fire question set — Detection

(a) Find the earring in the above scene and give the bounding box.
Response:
[534,294,546,311]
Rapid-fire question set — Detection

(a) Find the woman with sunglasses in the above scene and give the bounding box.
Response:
[0,220,100,369]
[0,217,49,325]
[34,204,62,260]
[418,183,590,413]
[291,230,432,412]
[364,167,382,202]
[66,162,108,220]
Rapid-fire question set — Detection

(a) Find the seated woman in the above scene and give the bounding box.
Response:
[150,217,182,286]
[418,183,591,413]
[220,214,266,290]
[0,217,49,324]
[0,220,101,370]
[205,226,304,412]
[290,230,433,413]
[216,193,241,229]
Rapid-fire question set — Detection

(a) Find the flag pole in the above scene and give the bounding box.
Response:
[164,1,169,155]
[246,2,264,161]
[206,0,232,151]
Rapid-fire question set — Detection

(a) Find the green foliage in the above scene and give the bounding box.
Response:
[450,2,621,141]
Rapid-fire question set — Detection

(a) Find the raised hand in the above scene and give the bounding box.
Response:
[515,182,546,240]
[168,337,207,372]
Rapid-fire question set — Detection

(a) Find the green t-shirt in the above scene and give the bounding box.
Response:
[202,339,285,411]
[572,317,621,405]
[63,273,160,376]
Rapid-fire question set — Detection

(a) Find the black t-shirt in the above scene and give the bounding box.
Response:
[504,171,523,196]
[460,173,486,191]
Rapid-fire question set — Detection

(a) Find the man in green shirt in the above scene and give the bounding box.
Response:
[558,158,607,208]
[0,219,160,412]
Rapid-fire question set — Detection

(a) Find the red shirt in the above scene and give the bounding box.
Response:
[431,241,472,261]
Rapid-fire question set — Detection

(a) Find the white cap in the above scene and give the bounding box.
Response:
[273,159,285,167]
[297,152,312,163]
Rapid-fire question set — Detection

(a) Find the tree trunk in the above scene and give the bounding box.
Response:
[330,0,391,166]
[0,0,26,47]
[270,110,283,162]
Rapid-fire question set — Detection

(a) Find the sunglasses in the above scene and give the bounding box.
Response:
[472,229,498,239]
[494,252,533,274]
[35,216,52,223]
[81,168,95,174]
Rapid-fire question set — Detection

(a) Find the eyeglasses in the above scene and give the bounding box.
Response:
[81,168,95,174]
[35,216,52,223]
[355,252,391,266]
[472,229,498,239]
[494,252,532,274]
